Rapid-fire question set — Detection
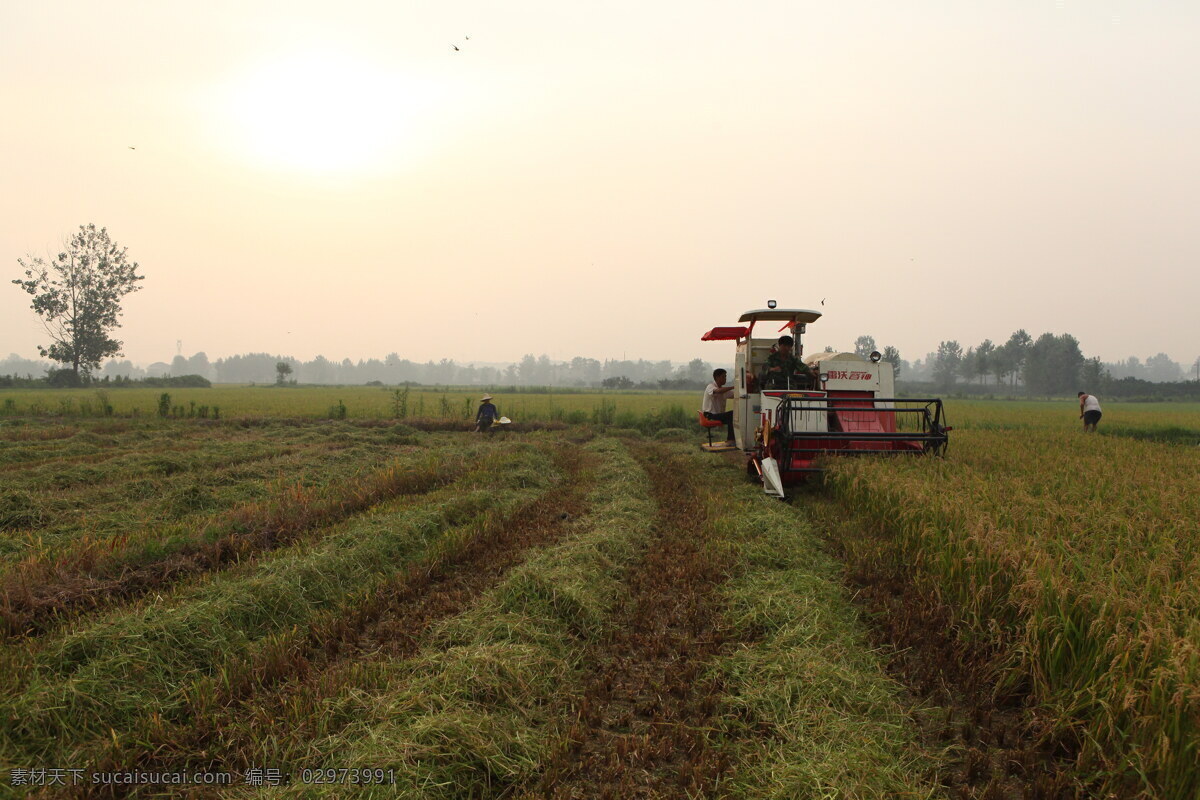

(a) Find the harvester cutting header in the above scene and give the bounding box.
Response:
[701,303,950,498]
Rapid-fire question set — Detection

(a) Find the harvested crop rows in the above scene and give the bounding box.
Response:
[0,429,452,637]
[0,420,937,799]
[2,407,1197,798]
[77,442,593,798]
[534,444,734,798]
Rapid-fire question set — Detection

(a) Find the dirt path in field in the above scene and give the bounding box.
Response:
[804,494,1087,800]
[531,445,733,800]
[76,444,592,799]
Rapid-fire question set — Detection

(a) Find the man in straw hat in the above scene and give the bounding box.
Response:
[475,394,500,433]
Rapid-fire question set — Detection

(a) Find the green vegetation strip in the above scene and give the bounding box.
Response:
[0,421,421,549]
[0,442,461,638]
[0,435,280,493]
[0,422,219,466]
[0,443,556,773]
[686,450,938,799]
[231,438,656,799]
[82,444,589,793]
[0,426,427,564]
[0,443,301,556]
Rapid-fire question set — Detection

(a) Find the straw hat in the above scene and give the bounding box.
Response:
[480,394,493,402]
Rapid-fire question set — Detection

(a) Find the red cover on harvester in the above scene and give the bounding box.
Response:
[701,326,750,341]
[829,393,888,448]
[834,408,886,434]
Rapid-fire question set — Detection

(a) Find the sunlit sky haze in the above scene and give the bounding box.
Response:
[2,1,1197,369]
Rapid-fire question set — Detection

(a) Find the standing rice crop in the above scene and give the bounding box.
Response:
[824,430,1200,799]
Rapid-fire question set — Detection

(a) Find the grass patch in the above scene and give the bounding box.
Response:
[684,449,938,799]
[0,443,558,770]
[260,438,658,798]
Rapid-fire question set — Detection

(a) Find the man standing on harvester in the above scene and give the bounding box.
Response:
[703,368,736,444]
[760,335,817,389]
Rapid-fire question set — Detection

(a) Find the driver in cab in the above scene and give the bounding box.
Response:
[759,335,817,390]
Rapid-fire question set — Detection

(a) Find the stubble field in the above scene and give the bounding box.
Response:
[0,393,1197,798]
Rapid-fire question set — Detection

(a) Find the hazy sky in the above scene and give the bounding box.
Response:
[3,0,1198,368]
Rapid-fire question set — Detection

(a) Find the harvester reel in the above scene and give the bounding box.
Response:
[924,423,950,456]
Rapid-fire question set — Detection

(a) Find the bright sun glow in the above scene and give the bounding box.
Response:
[223,51,433,174]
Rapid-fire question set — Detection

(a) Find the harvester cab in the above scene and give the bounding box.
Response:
[701,305,950,498]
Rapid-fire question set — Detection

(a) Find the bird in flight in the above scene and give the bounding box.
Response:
[821,298,825,306]
[128,146,136,150]
[451,44,460,51]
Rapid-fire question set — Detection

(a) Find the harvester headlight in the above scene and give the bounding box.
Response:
[869,350,882,363]
[818,372,829,383]
[767,299,777,309]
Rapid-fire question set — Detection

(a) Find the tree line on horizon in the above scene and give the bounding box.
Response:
[0,351,726,391]
[852,331,1199,397]
[3,334,1197,399]
[8,224,1197,398]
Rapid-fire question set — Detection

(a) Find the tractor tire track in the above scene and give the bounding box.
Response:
[81,445,592,798]
[534,444,734,800]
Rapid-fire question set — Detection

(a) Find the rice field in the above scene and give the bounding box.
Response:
[0,386,697,425]
[0,393,1196,798]
[821,419,1200,799]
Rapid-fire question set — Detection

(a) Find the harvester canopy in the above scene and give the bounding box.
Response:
[737,308,822,324]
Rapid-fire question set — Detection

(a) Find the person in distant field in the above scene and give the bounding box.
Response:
[1078,391,1102,433]
[475,394,499,434]
[702,368,736,444]
[759,335,817,390]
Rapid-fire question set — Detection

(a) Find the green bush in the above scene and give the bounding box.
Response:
[591,399,616,426]
[141,375,211,388]
[47,369,83,388]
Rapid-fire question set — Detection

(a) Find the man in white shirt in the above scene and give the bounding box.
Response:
[1078,391,1102,433]
[703,368,736,444]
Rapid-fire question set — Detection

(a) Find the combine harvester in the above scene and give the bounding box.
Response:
[701,303,950,498]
